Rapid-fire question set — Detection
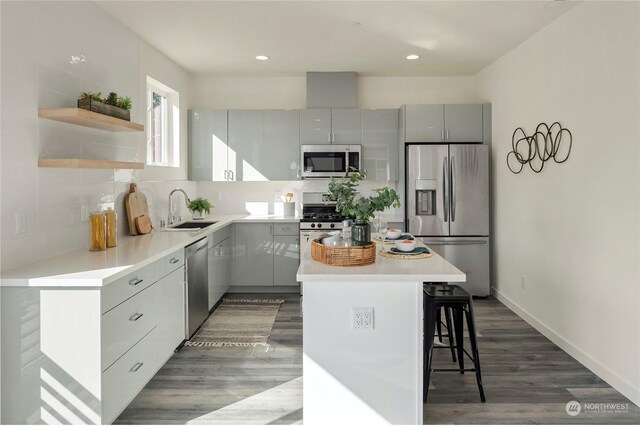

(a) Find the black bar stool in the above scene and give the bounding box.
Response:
[423,284,486,403]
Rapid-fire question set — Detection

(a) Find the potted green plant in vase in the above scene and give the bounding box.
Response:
[328,170,401,246]
[187,197,214,220]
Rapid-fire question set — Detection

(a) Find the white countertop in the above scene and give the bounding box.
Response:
[1,213,299,287]
[296,240,465,282]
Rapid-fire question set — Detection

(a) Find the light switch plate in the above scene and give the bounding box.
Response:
[15,213,26,234]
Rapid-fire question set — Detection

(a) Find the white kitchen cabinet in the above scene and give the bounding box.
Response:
[403,104,484,143]
[228,109,300,181]
[208,226,232,308]
[155,267,185,365]
[300,108,361,144]
[362,109,399,181]
[234,223,274,286]
[188,109,230,181]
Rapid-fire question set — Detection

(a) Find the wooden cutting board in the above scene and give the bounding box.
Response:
[124,183,150,236]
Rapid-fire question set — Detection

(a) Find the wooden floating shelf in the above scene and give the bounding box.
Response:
[38,108,144,132]
[38,159,145,169]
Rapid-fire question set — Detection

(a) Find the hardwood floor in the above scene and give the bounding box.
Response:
[116,294,639,425]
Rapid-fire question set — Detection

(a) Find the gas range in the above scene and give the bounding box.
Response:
[300,192,347,231]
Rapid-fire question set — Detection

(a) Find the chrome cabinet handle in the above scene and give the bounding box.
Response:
[129,362,144,373]
[129,278,143,286]
[224,170,228,180]
[327,132,331,143]
[446,129,449,140]
[442,157,449,222]
[169,257,179,264]
[441,130,445,140]
[332,132,335,143]
[451,157,456,222]
[229,170,234,180]
[129,313,144,322]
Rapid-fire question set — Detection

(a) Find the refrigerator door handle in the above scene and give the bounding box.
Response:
[451,156,456,222]
[423,240,488,246]
[443,156,449,222]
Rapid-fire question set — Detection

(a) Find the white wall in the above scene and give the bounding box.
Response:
[476,1,640,405]
[0,1,195,273]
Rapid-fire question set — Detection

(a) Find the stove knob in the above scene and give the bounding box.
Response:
[330,223,335,228]
[317,223,322,228]
[310,223,316,228]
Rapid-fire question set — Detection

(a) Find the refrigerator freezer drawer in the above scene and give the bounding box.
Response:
[421,237,490,297]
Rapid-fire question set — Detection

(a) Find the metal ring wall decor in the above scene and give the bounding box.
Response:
[507,122,572,174]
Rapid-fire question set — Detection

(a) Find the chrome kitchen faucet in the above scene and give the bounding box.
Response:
[168,188,191,226]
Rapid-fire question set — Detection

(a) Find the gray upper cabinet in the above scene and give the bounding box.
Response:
[444,104,483,143]
[331,109,362,144]
[300,109,332,144]
[403,104,484,143]
[300,108,361,144]
[228,110,264,181]
[362,109,399,181]
[188,109,229,181]
[263,110,300,180]
[404,104,444,143]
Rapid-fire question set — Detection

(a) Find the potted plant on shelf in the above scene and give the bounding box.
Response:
[187,198,214,220]
[328,169,401,246]
[78,91,133,121]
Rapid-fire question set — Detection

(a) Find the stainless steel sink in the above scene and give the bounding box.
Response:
[163,221,218,231]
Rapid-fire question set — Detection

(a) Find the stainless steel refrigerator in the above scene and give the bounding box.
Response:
[405,144,490,296]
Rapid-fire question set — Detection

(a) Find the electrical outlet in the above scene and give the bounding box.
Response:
[521,275,526,290]
[352,307,374,330]
[217,191,223,201]
[80,204,89,221]
[15,213,26,234]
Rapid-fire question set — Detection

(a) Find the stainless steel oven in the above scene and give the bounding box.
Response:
[301,144,361,178]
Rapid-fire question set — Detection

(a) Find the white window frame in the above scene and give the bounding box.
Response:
[146,76,180,167]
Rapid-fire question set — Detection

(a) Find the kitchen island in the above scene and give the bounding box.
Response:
[297,242,465,425]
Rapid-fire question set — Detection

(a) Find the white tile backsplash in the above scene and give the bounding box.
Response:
[0,2,194,272]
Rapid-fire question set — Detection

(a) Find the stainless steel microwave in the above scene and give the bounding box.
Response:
[300,145,362,179]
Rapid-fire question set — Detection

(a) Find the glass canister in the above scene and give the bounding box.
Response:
[105,208,117,248]
[90,211,107,252]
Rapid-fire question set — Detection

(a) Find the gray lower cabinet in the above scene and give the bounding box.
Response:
[208,237,230,310]
[362,109,399,181]
[403,104,484,143]
[234,223,274,286]
[273,223,300,286]
[228,109,300,181]
[233,222,300,287]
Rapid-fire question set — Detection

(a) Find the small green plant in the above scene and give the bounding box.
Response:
[78,91,132,110]
[187,198,214,215]
[328,169,401,222]
[103,92,119,107]
[80,91,102,102]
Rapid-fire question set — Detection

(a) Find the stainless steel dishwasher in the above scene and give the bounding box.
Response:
[185,237,209,338]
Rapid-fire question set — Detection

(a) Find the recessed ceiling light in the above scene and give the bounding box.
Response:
[406,54,420,60]
[256,55,269,61]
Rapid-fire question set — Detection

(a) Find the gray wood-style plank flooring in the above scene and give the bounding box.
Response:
[116,294,639,425]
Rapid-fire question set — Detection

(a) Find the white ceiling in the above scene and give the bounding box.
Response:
[97,0,576,77]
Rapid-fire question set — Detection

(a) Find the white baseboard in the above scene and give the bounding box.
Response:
[492,287,640,407]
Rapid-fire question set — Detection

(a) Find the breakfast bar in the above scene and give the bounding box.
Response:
[297,242,465,425]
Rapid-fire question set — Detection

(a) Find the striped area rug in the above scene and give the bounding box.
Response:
[185,298,284,348]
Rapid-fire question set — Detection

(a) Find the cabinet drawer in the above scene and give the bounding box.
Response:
[273,222,299,236]
[102,328,158,424]
[157,248,185,279]
[102,262,160,314]
[102,284,157,371]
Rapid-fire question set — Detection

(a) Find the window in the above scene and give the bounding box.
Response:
[146,76,179,167]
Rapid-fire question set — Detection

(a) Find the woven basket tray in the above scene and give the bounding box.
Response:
[311,239,376,267]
